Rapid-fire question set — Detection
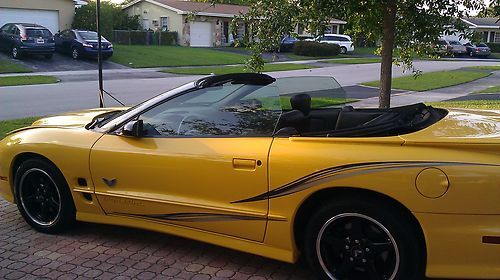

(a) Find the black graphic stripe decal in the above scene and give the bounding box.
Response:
[113,212,286,222]
[233,161,500,203]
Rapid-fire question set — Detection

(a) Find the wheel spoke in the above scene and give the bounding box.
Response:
[335,257,354,278]
[366,260,382,280]
[371,241,392,255]
[348,218,364,239]
[23,194,37,204]
[48,197,59,209]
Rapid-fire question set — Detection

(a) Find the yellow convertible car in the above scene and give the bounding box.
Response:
[0,74,499,280]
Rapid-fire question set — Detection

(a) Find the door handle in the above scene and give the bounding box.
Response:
[233,158,261,170]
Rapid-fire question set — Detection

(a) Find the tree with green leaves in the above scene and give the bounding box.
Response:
[73,0,140,39]
[234,0,484,108]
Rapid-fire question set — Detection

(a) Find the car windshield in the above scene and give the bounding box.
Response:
[477,43,488,47]
[26,29,52,38]
[78,31,103,41]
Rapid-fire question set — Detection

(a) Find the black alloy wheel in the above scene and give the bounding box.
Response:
[15,158,75,233]
[304,198,425,280]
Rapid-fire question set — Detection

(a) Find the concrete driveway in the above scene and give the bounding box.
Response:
[0,51,126,72]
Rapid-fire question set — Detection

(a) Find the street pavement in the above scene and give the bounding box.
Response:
[0,60,499,120]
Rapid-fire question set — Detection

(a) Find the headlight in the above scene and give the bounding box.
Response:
[82,43,93,48]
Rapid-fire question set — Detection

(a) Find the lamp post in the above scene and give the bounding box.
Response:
[96,0,104,108]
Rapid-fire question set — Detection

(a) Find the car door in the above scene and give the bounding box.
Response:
[90,83,282,242]
[54,30,64,51]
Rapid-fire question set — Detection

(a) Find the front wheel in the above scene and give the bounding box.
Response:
[14,158,75,233]
[340,47,347,54]
[12,46,21,59]
[303,198,425,280]
[72,47,80,60]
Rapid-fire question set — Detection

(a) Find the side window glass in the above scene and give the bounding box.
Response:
[13,28,20,36]
[138,83,282,137]
[69,31,76,40]
[0,24,9,32]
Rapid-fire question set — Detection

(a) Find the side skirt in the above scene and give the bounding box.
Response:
[76,212,297,263]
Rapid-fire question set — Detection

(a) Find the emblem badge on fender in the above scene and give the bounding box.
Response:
[102,178,117,187]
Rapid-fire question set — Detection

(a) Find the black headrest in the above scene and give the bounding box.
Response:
[290,94,311,115]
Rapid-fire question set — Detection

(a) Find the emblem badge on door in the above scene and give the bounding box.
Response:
[102,178,117,187]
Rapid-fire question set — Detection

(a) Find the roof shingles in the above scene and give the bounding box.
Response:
[148,0,249,15]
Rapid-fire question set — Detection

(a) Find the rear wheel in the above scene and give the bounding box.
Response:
[303,198,425,280]
[72,47,80,60]
[14,158,75,233]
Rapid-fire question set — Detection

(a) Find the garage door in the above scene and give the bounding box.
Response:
[0,8,59,34]
[190,21,212,47]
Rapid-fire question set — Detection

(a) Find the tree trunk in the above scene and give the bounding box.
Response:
[379,0,397,109]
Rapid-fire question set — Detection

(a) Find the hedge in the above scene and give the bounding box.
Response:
[293,41,340,57]
[486,43,500,53]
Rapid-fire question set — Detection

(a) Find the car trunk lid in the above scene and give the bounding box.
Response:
[401,108,500,145]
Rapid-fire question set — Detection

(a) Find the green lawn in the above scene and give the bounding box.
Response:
[428,100,500,109]
[326,58,381,64]
[469,65,500,71]
[259,97,357,110]
[0,75,59,87]
[362,70,490,91]
[162,63,315,75]
[285,53,347,61]
[111,45,250,67]
[0,59,32,74]
[472,85,500,94]
[0,117,40,138]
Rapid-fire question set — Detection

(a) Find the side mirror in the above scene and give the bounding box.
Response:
[121,119,144,137]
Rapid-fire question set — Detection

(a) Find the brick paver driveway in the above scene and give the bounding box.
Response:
[0,199,313,280]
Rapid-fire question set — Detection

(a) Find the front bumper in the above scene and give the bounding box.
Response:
[416,212,500,279]
[82,47,113,58]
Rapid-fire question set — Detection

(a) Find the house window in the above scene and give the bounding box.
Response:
[482,31,488,42]
[495,32,500,43]
[332,25,339,34]
[160,17,169,31]
[490,31,496,43]
[152,20,159,27]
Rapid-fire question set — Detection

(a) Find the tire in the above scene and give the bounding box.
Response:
[14,158,75,233]
[340,47,347,54]
[45,54,53,59]
[11,46,20,59]
[71,47,80,60]
[303,198,425,280]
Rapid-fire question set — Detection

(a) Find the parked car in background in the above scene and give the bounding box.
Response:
[307,34,355,54]
[433,39,452,56]
[279,36,299,52]
[0,23,55,59]
[55,29,113,60]
[439,39,467,56]
[464,42,491,57]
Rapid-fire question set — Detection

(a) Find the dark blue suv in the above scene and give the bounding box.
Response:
[55,29,113,60]
[0,23,55,59]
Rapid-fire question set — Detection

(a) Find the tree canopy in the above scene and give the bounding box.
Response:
[234,0,485,108]
[73,0,140,39]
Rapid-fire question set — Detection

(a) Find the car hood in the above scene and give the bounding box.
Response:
[7,107,128,135]
[401,108,500,145]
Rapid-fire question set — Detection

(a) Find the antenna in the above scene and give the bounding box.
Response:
[96,0,104,108]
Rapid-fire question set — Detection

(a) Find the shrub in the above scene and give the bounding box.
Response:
[293,41,340,57]
[487,43,500,53]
